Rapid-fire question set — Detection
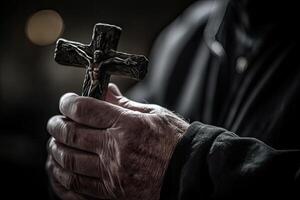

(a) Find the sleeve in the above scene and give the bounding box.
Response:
[160,122,300,199]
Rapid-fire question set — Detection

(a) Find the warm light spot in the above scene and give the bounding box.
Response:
[25,9,64,46]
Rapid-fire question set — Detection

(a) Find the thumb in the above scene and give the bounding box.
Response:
[108,83,122,96]
[105,83,122,104]
[106,83,152,113]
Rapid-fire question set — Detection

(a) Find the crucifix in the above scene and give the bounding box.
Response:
[54,23,148,100]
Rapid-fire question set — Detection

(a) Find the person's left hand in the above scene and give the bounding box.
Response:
[46,84,189,200]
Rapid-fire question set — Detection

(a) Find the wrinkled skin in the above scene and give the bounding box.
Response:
[46,84,189,200]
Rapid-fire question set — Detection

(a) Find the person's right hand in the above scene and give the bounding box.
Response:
[46,84,189,200]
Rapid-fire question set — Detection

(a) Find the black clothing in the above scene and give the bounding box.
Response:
[129,0,300,198]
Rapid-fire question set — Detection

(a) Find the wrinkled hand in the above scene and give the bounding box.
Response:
[46,84,189,200]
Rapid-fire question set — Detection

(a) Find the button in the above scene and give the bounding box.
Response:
[211,41,224,57]
[236,56,248,74]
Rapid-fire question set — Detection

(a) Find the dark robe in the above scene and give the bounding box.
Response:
[129,0,300,198]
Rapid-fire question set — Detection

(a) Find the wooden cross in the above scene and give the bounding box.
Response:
[54,23,148,100]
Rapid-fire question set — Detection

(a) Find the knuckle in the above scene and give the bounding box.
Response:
[47,116,67,138]
[149,104,165,114]
[115,110,140,129]
[46,115,60,134]
[59,94,68,113]
[68,173,80,191]
[47,137,55,152]
[46,117,54,133]
[96,181,108,197]
[59,93,76,111]
[61,152,75,171]
[63,121,76,144]
[71,98,85,120]
[45,156,52,172]
[118,97,130,107]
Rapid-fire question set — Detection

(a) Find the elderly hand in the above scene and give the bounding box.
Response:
[46,84,189,200]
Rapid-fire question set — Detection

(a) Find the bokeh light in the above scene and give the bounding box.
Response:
[25,9,64,46]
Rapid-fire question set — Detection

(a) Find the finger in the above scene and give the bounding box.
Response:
[49,174,88,200]
[51,179,102,200]
[59,93,125,129]
[106,83,153,113]
[47,115,110,153]
[47,155,100,200]
[49,138,102,178]
[48,156,117,199]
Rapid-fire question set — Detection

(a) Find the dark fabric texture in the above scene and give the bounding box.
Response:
[128,0,300,199]
[161,122,300,199]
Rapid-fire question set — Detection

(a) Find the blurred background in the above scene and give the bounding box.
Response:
[0,0,195,198]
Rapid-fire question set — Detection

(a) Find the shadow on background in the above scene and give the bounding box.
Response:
[0,0,195,198]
